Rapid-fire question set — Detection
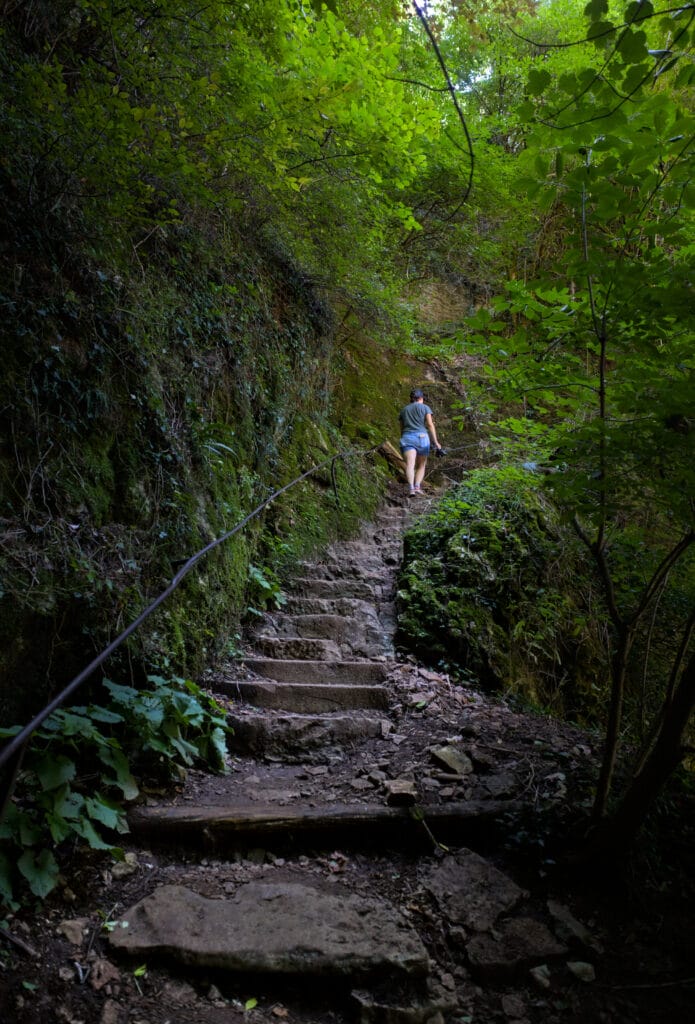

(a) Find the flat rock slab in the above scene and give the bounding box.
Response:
[423,850,526,932]
[109,883,429,978]
[466,917,567,981]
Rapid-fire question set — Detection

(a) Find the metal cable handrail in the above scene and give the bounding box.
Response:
[0,443,382,775]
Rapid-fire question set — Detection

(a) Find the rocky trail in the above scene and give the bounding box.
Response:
[3,485,693,1024]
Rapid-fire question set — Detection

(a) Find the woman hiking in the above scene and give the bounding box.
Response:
[398,388,442,496]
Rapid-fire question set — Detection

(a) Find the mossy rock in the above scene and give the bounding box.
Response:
[396,466,605,719]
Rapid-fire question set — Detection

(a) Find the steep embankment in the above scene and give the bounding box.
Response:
[0,2,473,726]
[0,195,445,723]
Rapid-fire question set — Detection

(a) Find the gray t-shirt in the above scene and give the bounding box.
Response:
[399,401,433,433]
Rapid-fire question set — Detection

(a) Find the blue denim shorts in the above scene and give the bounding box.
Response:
[400,431,430,456]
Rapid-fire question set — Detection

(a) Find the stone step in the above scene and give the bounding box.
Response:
[214,679,389,713]
[227,709,388,757]
[127,800,517,851]
[255,619,388,660]
[241,658,389,685]
[252,636,342,661]
[298,561,389,582]
[326,540,400,561]
[291,577,377,599]
[282,596,379,618]
[261,613,380,641]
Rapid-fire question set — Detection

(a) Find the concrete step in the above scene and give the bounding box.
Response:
[241,658,389,685]
[213,679,389,713]
[261,613,379,641]
[227,709,388,757]
[326,539,400,561]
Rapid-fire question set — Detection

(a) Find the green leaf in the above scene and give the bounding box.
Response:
[622,63,650,93]
[617,29,648,64]
[72,817,113,851]
[626,1,654,22]
[85,794,128,833]
[46,812,73,844]
[52,786,85,821]
[527,69,552,97]
[587,21,615,42]
[584,0,609,16]
[19,815,42,847]
[17,848,59,899]
[98,746,139,800]
[103,680,140,707]
[34,754,76,791]
[209,726,229,772]
[87,706,125,725]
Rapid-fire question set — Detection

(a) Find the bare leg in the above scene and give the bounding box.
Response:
[414,454,428,488]
[403,448,417,489]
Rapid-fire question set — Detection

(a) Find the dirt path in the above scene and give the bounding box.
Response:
[2,485,693,1024]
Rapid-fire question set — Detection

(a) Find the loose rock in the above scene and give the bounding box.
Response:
[385,779,418,805]
[466,918,567,981]
[547,899,603,953]
[424,851,526,932]
[429,745,474,776]
[111,852,139,880]
[529,964,552,989]
[567,960,596,983]
[57,919,89,946]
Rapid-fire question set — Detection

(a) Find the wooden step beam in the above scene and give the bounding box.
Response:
[128,800,518,852]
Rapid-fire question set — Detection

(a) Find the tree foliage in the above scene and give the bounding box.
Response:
[456,0,695,849]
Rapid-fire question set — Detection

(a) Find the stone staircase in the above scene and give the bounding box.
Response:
[209,502,407,754]
[94,488,604,1024]
[11,488,677,1024]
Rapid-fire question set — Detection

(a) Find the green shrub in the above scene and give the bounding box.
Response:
[396,467,601,716]
[0,675,229,908]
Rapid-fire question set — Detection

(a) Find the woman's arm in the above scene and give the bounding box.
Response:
[424,412,441,449]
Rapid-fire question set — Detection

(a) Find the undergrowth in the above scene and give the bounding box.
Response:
[0,675,229,909]
[396,466,604,720]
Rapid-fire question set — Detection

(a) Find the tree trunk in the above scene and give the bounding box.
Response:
[575,649,695,864]
[592,627,632,820]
